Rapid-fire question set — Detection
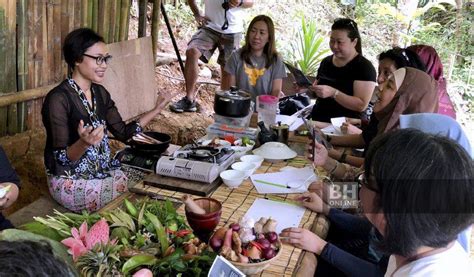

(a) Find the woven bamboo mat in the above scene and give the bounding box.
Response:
[125,156,330,277]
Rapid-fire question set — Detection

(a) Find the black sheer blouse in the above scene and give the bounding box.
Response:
[42,80,141,178]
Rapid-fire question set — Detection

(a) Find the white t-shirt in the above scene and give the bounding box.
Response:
[384,242,473,277]
[204,0,245,34]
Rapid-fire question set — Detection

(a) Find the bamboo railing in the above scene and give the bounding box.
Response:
[0,0,132,135]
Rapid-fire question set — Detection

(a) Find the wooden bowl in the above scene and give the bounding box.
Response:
[230,240,282,275]
[185,198,222,241]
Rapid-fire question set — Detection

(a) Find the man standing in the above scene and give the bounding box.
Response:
[170,0,253,113]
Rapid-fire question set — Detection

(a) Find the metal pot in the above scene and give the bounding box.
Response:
[214,86,251,118]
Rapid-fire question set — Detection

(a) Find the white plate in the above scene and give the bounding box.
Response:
[252,142,297,162]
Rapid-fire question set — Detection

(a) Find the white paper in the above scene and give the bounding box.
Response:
[244,198,306,234]
[321,124,343,136]
[208,256,245,277]
[250,167,317,194]
[331,117,346,132]
[275,114,304,132]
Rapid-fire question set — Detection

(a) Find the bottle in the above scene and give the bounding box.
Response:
[256,95,278,128]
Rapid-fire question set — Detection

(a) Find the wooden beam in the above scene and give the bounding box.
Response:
[0,84,57,108]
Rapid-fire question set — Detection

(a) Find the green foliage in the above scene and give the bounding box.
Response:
[286,16,330,76]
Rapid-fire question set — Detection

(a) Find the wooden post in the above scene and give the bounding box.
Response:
[151,0,161,61]
[17,0,28,132]
[0,0,18,135]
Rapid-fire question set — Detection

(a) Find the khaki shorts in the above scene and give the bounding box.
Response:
[187,27,242,66]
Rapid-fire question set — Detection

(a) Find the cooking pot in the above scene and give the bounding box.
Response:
[214,86,251,118]
[128,131,171,154]
[270,122,289,145]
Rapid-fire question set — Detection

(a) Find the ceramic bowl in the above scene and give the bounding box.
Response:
[220,169,246,188]
[253,142,297,162]
[231,162,257,178]
[240,154,264,168]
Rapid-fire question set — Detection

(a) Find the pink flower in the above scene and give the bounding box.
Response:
[61,219,111,261]
[133,269,153,277]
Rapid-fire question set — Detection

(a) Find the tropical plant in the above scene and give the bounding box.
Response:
[287,16,330,76]
[23,198,216,276]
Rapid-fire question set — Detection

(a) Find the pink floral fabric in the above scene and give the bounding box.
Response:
[48,169,128,212]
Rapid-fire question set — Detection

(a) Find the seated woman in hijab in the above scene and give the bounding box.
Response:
[341,47,426,135]
[281,127,473,276]
[324,67,438,169]
[407,45,456,119]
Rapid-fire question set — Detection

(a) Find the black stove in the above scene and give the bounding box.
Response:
[173,145,235,165]
[115,147,161,172]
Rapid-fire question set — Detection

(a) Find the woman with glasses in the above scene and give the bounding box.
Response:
[42,28,171,212]
[281,129,473,276]
[309,18,376,127]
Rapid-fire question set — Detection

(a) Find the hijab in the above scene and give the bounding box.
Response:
[407,45,456,119]
[399,113,473,253]
[375,67,438,135]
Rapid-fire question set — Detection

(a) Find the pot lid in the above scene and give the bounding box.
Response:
[216,86,251,100]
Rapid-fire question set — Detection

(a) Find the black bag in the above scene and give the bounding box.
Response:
[278,93,311,115]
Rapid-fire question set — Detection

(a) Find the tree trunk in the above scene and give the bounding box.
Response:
[447,0,463,81]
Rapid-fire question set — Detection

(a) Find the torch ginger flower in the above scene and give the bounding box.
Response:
[61,219,112,261]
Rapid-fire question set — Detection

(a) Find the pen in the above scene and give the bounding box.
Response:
[254,179,290,189]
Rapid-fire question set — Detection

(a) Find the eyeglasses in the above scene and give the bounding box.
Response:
[83,53,113,65]
[357,173,379,193]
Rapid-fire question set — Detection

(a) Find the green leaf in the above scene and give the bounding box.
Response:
[145,212,169,255]
[121,254,158,275]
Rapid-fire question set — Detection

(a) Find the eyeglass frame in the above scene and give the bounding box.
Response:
[357,172,379,193]
[83,53,113,65]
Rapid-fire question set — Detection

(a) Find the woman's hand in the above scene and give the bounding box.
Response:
[313,85,336,99]
[77,120,104,147]
[295,192,330,215]
[307,140,328,167]
[341,122,362,135]
[0,183,19,210]
[280,227,328,255]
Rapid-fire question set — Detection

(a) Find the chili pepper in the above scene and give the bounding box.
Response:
[250,241,263,251]
[175,229,192,237]
[123,198,138,217]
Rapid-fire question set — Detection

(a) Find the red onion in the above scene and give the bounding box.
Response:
[256,238,271,249]
[262,248,276,260]
[230,223,240,232]
[265,232,278,243]
[210,237,223,251]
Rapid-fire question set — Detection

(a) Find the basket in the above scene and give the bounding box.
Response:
[230,241,282,275]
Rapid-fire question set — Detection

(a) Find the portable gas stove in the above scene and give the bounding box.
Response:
[155,144,235,183]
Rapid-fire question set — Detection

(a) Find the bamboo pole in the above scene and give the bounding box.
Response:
[92,0,98,32]
[17,0,28,132]
[81,0,89,27]
[119,0,130,41]
[0,0,18,135]
[0,85,57,108]
[114,0,121,42]
[151,0,162,61]
[109,0,118,43]
[138,0,147,37]
[98,0,111,42]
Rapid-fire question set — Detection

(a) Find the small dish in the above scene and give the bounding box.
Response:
[231,162,257,178]
[220,170,246,188]
[240,155,264,168]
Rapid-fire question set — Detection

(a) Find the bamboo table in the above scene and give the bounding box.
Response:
[102,156,330,276]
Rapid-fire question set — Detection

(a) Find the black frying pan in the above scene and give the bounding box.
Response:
[128,131,171,154]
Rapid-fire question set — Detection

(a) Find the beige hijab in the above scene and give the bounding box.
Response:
[375,67,438,134]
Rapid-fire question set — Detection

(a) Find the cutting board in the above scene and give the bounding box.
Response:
[143,174,222,197]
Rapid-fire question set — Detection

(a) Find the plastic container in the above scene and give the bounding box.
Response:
[256,95,279,128]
